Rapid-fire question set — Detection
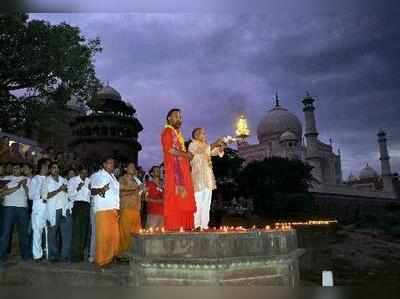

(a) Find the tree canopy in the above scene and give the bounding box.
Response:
[238,157,315,219]
[0,13,101,101]
[0,13,102,142]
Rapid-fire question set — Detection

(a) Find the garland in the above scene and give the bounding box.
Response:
[165,124,186,152]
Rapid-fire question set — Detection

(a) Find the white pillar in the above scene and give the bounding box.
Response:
[322,270,334,287]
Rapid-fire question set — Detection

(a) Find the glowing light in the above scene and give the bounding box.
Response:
[179,227,184,233]
[235,115,250,139]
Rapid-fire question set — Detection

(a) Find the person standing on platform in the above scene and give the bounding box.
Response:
[68,166,91,263]
[161,108,196,231]
[30,159,50,262]
[41,162,72,263]
[145,165,164,229]
[117,162,143,261]
[188,128,225,231]
[90,157,120,269]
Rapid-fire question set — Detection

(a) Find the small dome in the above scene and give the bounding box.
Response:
[257,103,302,144]
[347,172,358,182]
[96,84,122,101]
[359,163,378,179]
[280,130,298,142]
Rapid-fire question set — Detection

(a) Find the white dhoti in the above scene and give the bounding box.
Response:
[31,205,47,260]
[194,189,212,230]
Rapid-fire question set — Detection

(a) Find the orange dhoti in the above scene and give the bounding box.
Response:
[95,209,120,266]
[118,208,141,256]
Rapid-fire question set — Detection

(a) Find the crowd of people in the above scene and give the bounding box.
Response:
[0,108,230,270]
[0,147,164,269]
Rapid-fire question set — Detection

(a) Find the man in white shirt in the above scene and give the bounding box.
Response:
[41,162,72,263]
[30,158,50,262]
[90,157,120,268]
[188,128,225,231]
[68,166,91,263]
[0,163,31,262]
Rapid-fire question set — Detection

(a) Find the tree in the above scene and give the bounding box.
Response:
[212,147,244,184]
[0,13,101,100]
[238,157,315,219]
[0,13,102,139]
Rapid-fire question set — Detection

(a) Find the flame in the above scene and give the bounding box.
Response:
[235,115,250,138]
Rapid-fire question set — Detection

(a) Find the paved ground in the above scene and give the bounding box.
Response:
[300,225,400,286]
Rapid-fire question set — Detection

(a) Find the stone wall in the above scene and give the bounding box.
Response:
[130,230,305,286]
[312,192,400,224]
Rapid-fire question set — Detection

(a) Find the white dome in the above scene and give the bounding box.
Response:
[96,84,122,101]
[359,164,378,179]
[280,130,297,142]
[347,173,358,182]
[257,104,302,144]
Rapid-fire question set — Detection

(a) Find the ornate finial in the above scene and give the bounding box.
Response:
[106,80,110,86]
[275,92,280,107]
[329,138,333,146]
[306,91,311,97]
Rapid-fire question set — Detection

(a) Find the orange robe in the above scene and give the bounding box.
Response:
[118,175,142,256]
[95,210,120,266]
[161,127,196,231]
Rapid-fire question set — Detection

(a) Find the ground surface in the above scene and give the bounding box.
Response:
[1,223,400,286]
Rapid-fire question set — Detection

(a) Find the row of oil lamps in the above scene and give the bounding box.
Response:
[138,220,337,235]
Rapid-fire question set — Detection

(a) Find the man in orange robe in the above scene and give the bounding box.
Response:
[161,109,196,231]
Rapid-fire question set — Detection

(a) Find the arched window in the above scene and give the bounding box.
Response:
[110,127,117,136]
[92,126,100,136]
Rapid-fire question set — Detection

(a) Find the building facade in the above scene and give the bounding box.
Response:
[238,93,398,200]
[69,84,143,169]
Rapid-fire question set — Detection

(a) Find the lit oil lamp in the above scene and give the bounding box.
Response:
[235,114,251,145]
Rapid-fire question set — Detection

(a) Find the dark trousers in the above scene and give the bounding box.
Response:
[47,209,72,262]
[0,206,31,261]
[71,201,90,262]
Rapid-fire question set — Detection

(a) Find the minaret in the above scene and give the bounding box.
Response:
[303,92,319,142]
[377,129,394,193]
[302,92,322,183]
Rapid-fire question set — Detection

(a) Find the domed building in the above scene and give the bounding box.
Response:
[359,163,379,180]
[345,163,383,192]
[238,93,342,185]
[69,84,143,169]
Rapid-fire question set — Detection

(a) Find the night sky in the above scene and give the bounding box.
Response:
[31,4,400,177]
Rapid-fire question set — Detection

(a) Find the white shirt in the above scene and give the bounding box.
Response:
[30,175,47,213]
[25,176,33,200]
[41,175,69,226]
[2,176,28,208]
[90,169,120,212]
[68,175,90,204]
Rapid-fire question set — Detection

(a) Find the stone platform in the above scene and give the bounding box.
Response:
[130,229,305,286]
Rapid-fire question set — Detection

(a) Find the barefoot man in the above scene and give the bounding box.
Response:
[161,109,196,231]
